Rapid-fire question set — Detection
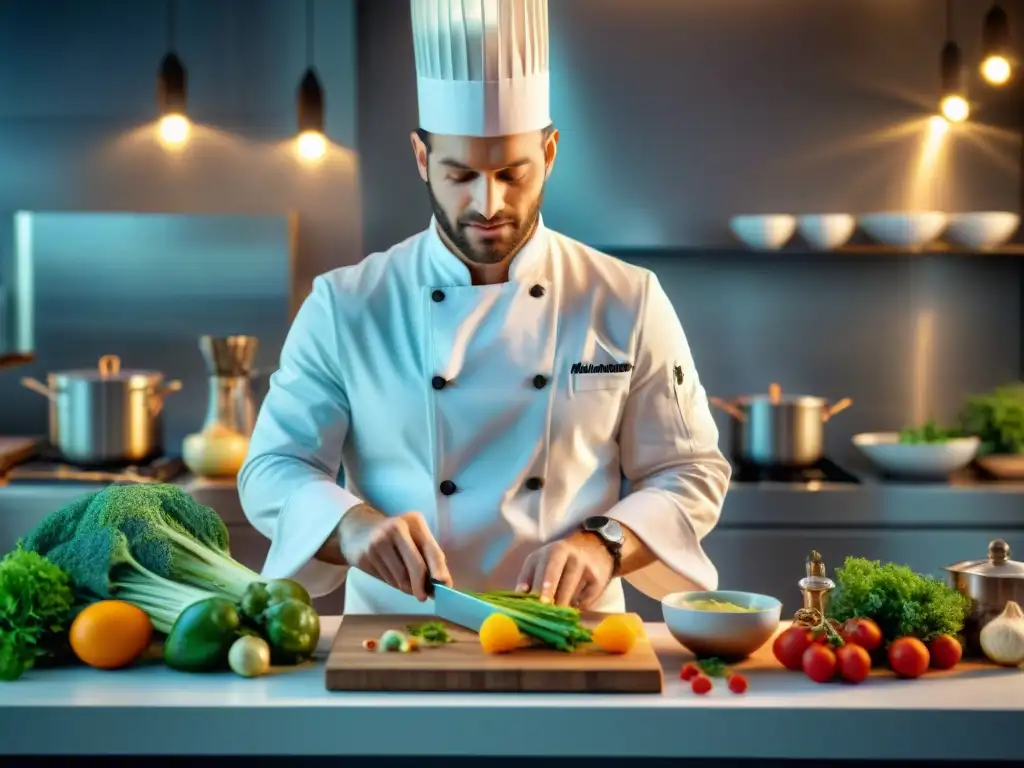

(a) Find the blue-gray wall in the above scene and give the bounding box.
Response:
[0,0,1021,474]
[357,0,1024,469]
[0,0,358,441]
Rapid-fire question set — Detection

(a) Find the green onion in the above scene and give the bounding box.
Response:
[471,590,593,651]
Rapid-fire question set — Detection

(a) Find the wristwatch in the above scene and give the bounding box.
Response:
[581,515,624,575]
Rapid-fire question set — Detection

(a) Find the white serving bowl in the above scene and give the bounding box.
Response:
[661,590,782,659]
[945,211,1020,250]
[853,432,980,479]
[729,214,797,250]
[797,214,857,250]
[858,211,948,249]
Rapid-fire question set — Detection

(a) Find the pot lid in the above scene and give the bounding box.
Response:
[51,355,163,382]
[946,539,1024,578]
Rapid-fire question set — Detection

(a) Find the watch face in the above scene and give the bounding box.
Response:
[584,516,624,545]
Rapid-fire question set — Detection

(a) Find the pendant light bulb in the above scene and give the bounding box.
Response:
[296,68,326,161]
[157,51,190,146]
[939,41,969,123]
[981,4,1014,86]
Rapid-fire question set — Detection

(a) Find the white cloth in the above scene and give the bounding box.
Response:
[411,0,551,137]
[238,216,731,615]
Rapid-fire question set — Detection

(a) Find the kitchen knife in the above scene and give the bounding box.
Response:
[428,578,513,633]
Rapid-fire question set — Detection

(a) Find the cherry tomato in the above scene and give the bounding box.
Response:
[928,635,962,670]
[888,637,930,679]
[773,626,814,671]
[836,643,871,684]
[802,644,837,683]
[727,673,748,694]
[691,674,712,695]
[840,618,883,652]
[680,662,701,680]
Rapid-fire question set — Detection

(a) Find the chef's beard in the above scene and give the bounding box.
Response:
[427,181,544,266]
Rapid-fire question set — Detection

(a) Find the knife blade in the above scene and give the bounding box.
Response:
[428,578,513,633]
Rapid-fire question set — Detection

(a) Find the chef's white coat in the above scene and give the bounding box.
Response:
[238,215,731,614]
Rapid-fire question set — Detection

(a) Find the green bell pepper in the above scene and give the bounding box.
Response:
[263,598,320,665]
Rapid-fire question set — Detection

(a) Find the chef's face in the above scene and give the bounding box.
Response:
[411,127,559,265]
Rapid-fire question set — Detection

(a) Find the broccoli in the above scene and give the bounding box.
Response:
[23,483,265,634]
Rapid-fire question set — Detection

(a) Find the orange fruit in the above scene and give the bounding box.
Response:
[592,615,638,654]
[479,613,522,654]
[70,600,154,670]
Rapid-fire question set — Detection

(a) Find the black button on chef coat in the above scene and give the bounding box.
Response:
[525,477,544,491]
[529,284,545,298]
[432,375,447,390]
[431,289,445,302]
[439,480,457,496]
[532,374,548,389]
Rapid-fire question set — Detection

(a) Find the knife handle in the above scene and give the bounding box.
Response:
[425,576,445,598]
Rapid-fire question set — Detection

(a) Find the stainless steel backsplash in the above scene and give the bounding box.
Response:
[621,249,1022,470]
[0,212,294,451]
[0,211,1018,475]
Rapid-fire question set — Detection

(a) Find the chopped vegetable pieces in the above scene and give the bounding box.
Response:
[406,621,453,645]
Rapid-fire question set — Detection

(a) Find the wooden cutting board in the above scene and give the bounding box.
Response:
[325,613,664,693]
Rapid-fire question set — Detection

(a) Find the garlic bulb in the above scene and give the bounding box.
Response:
[979,600,1024,666]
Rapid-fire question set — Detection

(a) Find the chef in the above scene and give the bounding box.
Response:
[238,0,731,615]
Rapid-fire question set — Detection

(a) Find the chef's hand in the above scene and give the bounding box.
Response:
[515,531,615,608]
[338,506,453,601]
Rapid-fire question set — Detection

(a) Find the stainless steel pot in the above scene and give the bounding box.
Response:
[21,354,182,465]
[710,382,853,468]
[946,539,1024,655]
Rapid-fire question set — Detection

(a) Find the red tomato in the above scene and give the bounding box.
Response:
[836,643,872,684]
[727,673,749,694]
[690,674,712,695]
[840,618,883,652]
[680,662,701,680]
[888,637,930,678]
[928,635,962,670]
[802,644,837,683]
[773,626,814,671]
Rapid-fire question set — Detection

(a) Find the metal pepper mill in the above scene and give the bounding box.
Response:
[798,550,835,617]
[198,335,260,436]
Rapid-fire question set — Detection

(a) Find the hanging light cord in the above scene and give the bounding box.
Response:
[306,0,315,68]
[166,0,177,52]
[945,0,953,41]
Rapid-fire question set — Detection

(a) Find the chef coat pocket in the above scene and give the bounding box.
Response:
[572,371,631,393]
[671,359,695,446]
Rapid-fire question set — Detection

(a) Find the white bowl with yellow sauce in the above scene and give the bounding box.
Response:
[661,590,783,660]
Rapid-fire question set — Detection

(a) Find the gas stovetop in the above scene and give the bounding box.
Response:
[731,457,861,485]
[4,451,186,485]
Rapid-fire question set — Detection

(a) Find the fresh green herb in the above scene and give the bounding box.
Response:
[898,420,963,444]
[960,383,1024,456]
[471,590,593,651]
[406,621,453,644]
[826,557,970,643]
[0,544,76,681]
[695,657,729,677]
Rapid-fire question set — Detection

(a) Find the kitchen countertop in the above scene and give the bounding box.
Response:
[1,618,1021,760]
